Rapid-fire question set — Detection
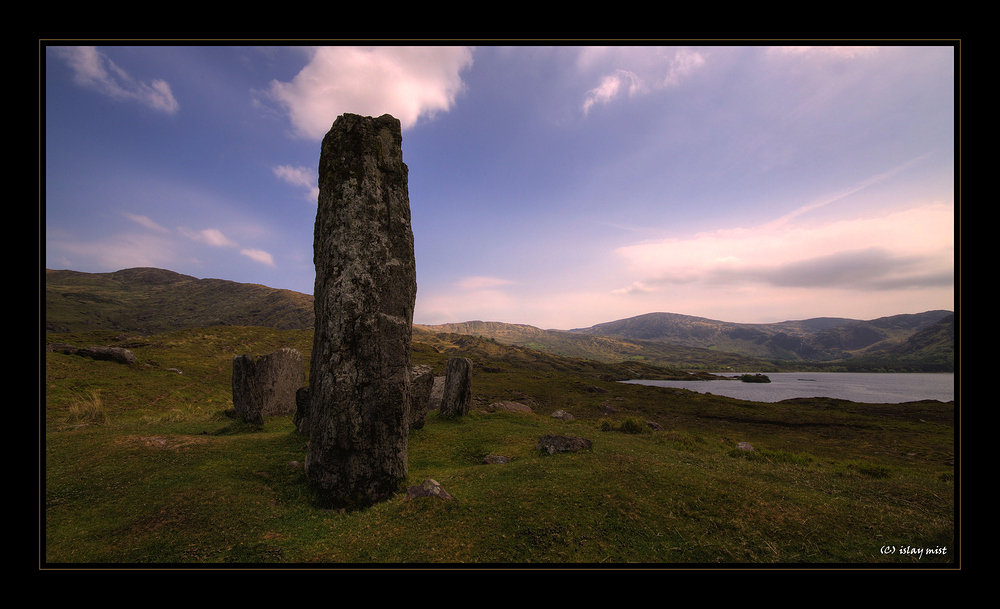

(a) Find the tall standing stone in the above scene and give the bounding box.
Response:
[306,113,417,508]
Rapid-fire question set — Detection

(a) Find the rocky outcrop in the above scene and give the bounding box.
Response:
[305,113,417,508]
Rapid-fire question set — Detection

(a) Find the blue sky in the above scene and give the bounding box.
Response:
[44,44,956,329]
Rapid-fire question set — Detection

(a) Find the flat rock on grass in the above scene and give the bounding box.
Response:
[536,434,593,455]
[48,344,137,365]
[486,401,533,414]
[405,478,454,501]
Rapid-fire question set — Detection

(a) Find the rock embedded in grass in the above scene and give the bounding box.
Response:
[405,478,454,501]
[48,343,137,365]
[486,401,533,414]
[536,434,593,454]
[483,455,512,464]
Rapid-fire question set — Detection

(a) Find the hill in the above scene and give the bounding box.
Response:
[566,310,955,369]
[44,267,954,371]
[44,268,314,335]
[413,321,775,372]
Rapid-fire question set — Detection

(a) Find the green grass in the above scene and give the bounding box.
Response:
[43,327,956,566]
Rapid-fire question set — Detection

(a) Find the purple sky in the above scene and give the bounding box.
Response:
[44,44,956,329]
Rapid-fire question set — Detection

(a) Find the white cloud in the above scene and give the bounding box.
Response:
[457,276,514,290]
[179,227,239,248]
[611,281,657,295]
[582,69,645,115]
[414,275,517,324]
[54,46,179,114]
[176,227,276,267]
[613,202,954,295]
[662,49,706,87]
[241,248,276,267]
[272,165,313,188]
[581,48,706,115]
[124,213,169,233]
[262,46,474,139]
[767,46,878,60]
[273,165,319,203]
[48,231,180,272]
[766,154,934,230]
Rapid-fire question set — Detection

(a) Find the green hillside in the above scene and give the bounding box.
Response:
[44,267,955,371]
[414,322,776,372]
[567,310,955,367]
[43,325,955,565]
[44,268,314,335]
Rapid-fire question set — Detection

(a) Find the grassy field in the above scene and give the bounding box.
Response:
[43,327,957,566]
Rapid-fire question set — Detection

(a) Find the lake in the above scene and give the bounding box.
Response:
[621,372,955,404]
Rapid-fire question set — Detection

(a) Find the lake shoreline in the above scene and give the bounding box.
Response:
[622,371,956,404]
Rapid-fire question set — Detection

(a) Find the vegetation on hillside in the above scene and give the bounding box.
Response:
[43,326,956,566]
[45,268,314,334]
[45,268,954,372]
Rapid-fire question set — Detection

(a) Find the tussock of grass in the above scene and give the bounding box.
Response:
[728,447,816,467]
[65,390,107,426]
[598,416,651,434]
[837,459,894,479]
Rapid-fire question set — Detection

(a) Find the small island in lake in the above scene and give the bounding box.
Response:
[738,373,771,383]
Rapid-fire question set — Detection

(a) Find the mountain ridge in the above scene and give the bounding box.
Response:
[44,267,954,370]
[44,267,314,335]
[564,309,954,361]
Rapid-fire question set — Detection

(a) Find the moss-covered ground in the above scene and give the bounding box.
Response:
[43,327,956,566]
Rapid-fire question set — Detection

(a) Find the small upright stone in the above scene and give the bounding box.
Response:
[428,376,445,410]
[231,348,305,425]
[409,365,434,430]
[255,347,305,418]
[294,386,310,434]
[231,353,262,425]
[439,357,473,418]
[306,113,417,508]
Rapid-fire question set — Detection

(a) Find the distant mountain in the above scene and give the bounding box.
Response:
[861,314,956,367]
[44,267,314,335]
[567,310,954,367]
[413,321,776,371]
[44,267,954,371]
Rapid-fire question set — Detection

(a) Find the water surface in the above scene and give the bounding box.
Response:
[621,372,955,404]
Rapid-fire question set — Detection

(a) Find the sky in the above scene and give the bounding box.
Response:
[43,44,957,330]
